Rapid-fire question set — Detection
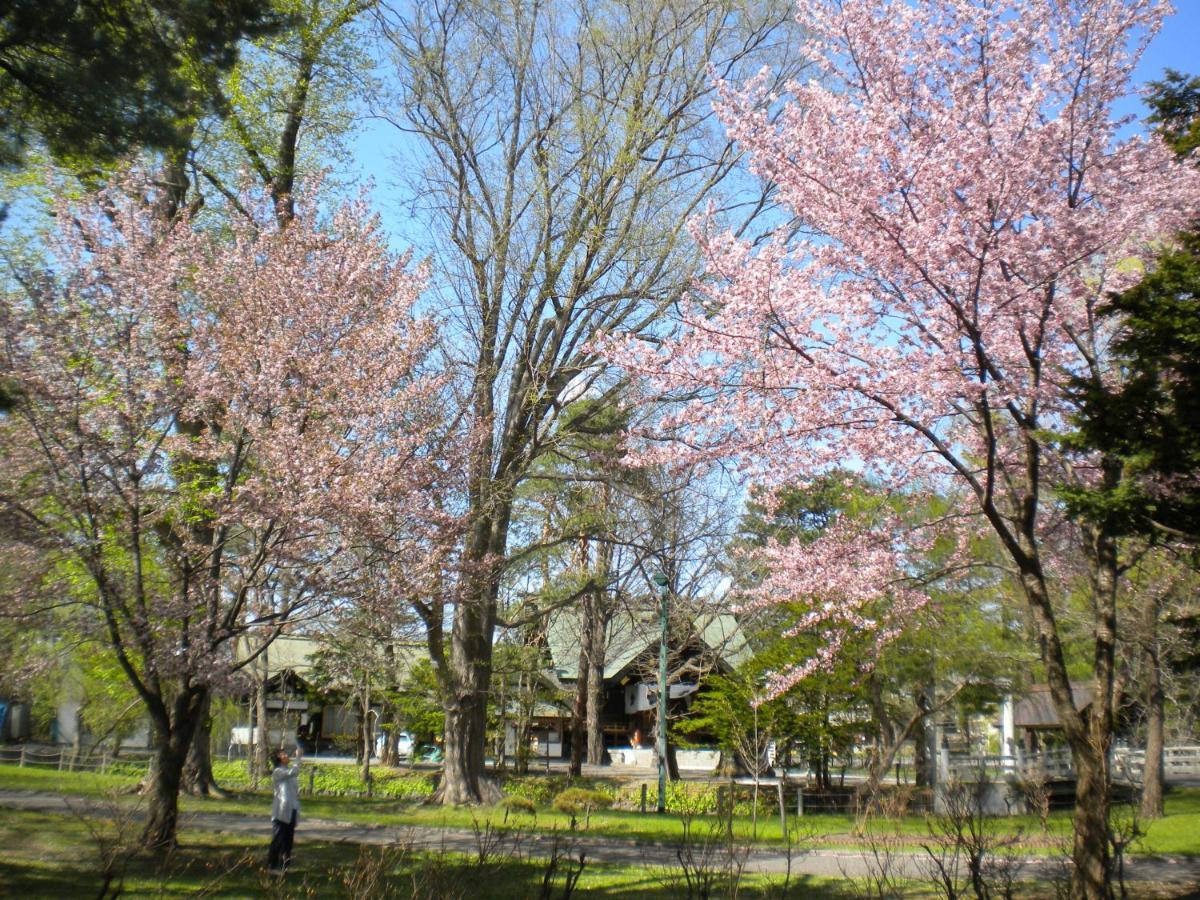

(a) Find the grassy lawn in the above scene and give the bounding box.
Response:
[0,806,861,898]
[2,763,1197,858]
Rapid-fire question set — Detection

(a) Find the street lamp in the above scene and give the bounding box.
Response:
[653,571,670,814]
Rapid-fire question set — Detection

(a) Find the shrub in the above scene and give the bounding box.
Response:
[552,788,612,830]
[502,776,563,806]
[500,796,537,819]
[210,760,436,800]
[612,780,720,814]
[501,775,614,807]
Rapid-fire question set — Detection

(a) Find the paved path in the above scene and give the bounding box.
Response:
[2,790,1198,891]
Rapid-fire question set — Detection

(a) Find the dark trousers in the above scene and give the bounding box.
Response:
[268,811,296,870]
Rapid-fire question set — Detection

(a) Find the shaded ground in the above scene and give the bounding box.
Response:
[2,788,1199,893]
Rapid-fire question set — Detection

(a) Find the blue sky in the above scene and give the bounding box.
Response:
[351,2,1200,251]
[1138,2,1199,83]
[1119,1,1200,120]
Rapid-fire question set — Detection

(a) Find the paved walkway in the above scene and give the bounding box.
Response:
[2,789,1198,890]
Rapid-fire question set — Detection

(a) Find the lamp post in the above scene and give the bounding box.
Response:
[653,571,670,814]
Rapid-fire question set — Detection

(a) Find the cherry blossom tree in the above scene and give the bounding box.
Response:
[605,1,1200,896]
[0,178,447,849]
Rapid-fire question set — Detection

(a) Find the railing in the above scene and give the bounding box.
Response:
[1112,745,1200,782]
[944,745,1200,784]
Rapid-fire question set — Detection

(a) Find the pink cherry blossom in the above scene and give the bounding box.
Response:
[602,0,1200,697]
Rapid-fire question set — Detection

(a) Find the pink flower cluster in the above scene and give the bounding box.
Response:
[0,177,457,686]
[603,0,1200,698]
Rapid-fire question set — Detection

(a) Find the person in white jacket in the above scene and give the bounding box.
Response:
[267,746,302,873]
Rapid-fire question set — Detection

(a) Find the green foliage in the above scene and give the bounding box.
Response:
[1062,73,1200,546]
[1064,239,1200,542]
[209,760,437,800]
[1146,69,1200,159]
[552,787,612,812]
[0,0,281,167]
[394,659,445,742]
[499,795,537,817]
[552,787,612,828]
[500,775,612,807]
[196,0,374,203]
[717,472,1025,778]
[612,780,718,814]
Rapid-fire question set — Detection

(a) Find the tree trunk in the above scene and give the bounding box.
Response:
[360,681,372,784]
[181,691,227,797]
[514,675,533,776]
[914,686,933,789]
[1022,519,1117,900]
[1139,593,1165,820]
[586,585,607,766]
[426,484,506,803]
[1070,739,1112,900]
[858,673,901,807]
[569,641,589,777]
[142,687,206,850]
[250,660,269,787]
[570,588,595,777]
[436,694,502,804]
[585,649,605,766]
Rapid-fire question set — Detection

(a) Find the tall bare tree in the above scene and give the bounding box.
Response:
[377,0,802,802]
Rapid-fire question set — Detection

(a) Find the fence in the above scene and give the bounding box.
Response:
[0,745,152,776]
[0,745,438,802]
[944,745,1200,784]
[1112,745,1200,782]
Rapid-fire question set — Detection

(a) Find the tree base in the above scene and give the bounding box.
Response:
[428,776,503,806]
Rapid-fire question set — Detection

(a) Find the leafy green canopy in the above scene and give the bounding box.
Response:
[1064,71,1200,544]
[0,0,281,167]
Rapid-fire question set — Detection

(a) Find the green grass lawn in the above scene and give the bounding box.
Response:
[2,763,1197,858]
[0,806,861,898]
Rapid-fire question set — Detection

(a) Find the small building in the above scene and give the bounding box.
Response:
[1006,682,1094,757]
[231,635,429,755]
[544,604,750,765]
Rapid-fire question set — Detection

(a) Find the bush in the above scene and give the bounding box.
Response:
[612,780,720,814]
[499,796,537,817]
[552,788,612,830]
[501,775,614,807]
[209,760,435,800]
[553,787,612,812]
[501,775,563,806]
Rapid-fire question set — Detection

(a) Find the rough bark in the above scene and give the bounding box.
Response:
[359,679,372,784]
[585,534,613,766]
[181,691,227,798]
[1139,593,1165,820]
[436,694,502,804]
[1016,518,1117,900]
[569,594,592,777]
[1070,741,1113,900]
[432,550,504,805]
[585,610,605,766]
[141,687,206,850]
[914,686,933,789]
[251,660,269,787]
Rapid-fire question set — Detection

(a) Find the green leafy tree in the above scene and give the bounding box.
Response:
[722,475,1023,803]
[0,0,280,168]
[395,659,445,745]
[1062,71,1200,820]
[1146,69,1200,161]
